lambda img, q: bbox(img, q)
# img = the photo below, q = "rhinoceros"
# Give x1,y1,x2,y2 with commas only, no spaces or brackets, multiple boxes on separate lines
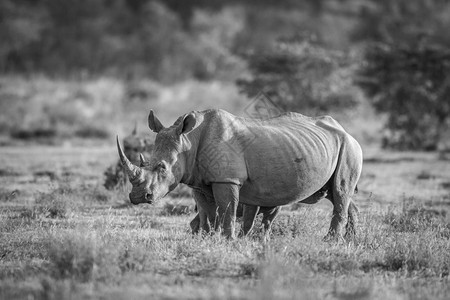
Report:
117,109,363,240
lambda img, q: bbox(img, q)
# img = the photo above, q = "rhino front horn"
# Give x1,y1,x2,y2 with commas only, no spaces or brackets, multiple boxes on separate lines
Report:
116,135,143,183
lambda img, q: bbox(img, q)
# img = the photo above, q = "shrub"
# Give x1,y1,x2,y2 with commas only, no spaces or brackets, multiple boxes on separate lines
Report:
356,43,450,150
10,128,57,141
103,163,127,191
237,37,359,117
74,125,109,139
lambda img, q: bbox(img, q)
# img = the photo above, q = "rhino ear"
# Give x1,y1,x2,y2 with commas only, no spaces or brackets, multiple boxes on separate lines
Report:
177,113,196,135
148,110,165,133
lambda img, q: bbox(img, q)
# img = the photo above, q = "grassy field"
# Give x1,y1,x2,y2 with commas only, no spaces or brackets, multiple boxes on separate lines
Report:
0,144,449,299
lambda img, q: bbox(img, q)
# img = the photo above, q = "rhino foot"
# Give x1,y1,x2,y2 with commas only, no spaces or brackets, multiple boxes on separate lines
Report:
322,232,345,243
190,214,201,234
343,228,357,242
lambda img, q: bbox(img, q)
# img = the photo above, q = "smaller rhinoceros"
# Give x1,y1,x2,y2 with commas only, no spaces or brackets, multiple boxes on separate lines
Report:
104,123,154,190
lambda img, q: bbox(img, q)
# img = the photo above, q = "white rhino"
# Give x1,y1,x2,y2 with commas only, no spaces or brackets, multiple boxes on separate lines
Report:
117,109,363,240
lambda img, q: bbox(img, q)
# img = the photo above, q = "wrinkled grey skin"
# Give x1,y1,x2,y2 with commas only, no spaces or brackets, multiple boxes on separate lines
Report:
117,109,363,240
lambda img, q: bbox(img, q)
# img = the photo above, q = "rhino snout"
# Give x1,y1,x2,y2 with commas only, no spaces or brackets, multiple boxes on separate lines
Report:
129,193,140,205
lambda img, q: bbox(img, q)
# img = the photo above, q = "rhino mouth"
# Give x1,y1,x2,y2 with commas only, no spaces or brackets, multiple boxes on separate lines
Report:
129,197,153,205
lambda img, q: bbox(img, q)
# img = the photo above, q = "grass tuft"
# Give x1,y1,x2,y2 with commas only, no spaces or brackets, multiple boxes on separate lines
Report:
160,202,195,216
383,232,450,276
270,214,308,237
35,190,68,219
0,188,20,202
47,233,96,282
384,200,447,233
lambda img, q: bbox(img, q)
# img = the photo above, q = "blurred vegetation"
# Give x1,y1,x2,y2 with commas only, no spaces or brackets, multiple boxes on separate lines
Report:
1,0,450,150
353,0,450,150
237,37,359,116
356,44,450,150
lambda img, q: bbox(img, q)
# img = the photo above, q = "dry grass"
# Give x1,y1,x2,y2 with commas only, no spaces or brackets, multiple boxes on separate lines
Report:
0,145,450,299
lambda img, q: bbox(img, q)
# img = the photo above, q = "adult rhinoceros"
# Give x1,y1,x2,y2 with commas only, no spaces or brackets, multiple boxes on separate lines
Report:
117,109,363,240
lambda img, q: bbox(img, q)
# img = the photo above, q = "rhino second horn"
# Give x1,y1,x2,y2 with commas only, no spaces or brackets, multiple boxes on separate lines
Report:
116,135,142,183
139,153,146,167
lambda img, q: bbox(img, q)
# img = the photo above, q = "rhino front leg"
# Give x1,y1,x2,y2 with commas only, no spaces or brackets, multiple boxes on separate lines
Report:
192,189,217,233
189,208,211,234
212,183,239,239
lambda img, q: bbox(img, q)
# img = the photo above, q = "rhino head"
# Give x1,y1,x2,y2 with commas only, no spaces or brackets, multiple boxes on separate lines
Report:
117,110,197,205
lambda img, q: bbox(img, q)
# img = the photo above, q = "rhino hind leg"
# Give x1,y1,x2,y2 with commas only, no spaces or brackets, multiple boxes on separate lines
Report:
239,205,260,237
261,206,281,235
344,200,359,240
324,137,362,242
323,182,359,241
239,205,280,238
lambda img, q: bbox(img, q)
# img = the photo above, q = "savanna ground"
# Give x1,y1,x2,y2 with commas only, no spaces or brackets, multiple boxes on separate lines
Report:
0,143,449,300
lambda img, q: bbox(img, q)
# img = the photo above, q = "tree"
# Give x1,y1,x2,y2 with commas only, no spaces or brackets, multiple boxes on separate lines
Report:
355,43,450,150
353,0,450,150
237,37,359,116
